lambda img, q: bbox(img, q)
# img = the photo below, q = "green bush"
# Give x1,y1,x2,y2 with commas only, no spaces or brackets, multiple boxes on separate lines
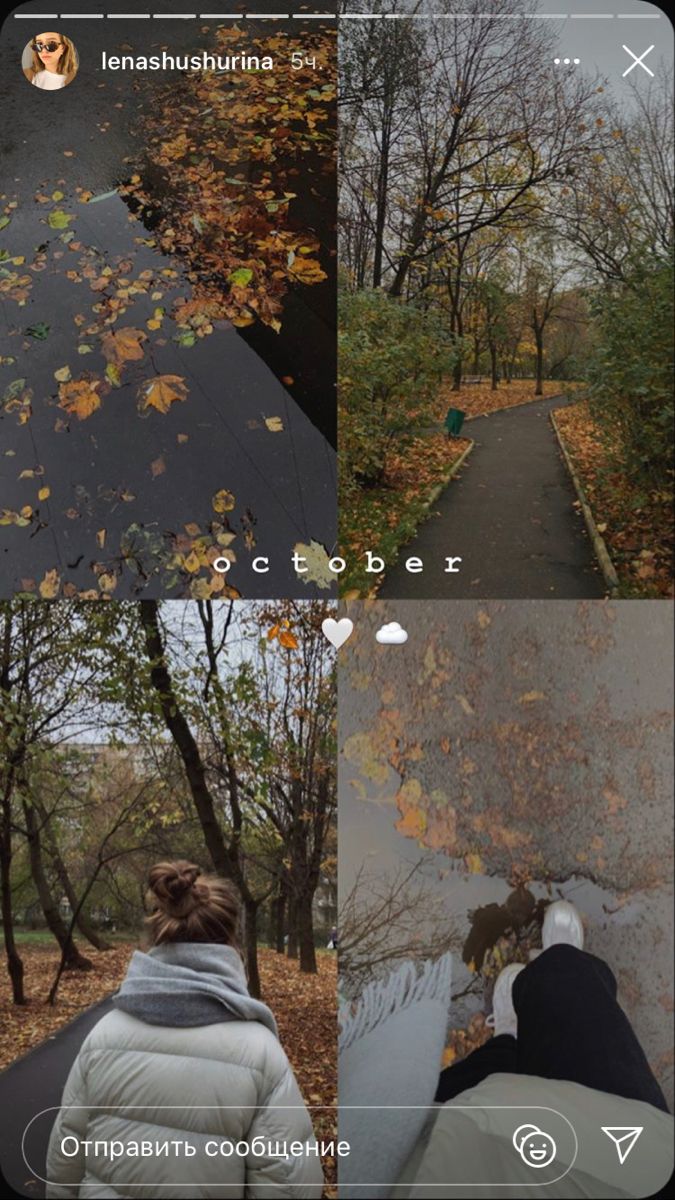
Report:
339,288,461,488
587,252,674,493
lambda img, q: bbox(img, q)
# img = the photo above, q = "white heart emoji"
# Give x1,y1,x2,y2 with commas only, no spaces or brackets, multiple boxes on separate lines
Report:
322,617,354,649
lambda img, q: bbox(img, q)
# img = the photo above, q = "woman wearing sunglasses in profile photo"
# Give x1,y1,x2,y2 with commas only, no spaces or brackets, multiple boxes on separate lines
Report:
45,861,324,1198
23,33,78,90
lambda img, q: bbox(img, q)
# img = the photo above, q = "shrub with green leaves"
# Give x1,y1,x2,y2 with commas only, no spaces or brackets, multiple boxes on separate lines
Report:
339,288,461,488
587,251,674,493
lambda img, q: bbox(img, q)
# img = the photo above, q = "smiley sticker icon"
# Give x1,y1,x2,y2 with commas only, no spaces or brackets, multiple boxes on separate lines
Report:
513,1124,557,1169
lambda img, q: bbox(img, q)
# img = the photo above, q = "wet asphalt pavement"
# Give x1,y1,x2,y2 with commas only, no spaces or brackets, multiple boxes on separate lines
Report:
339,600,674,1109
0,2,337,598
378,396,606,600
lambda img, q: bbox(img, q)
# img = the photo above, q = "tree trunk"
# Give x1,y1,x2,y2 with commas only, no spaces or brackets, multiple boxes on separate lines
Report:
38,800,111,951
297,892,317,975
243,897,261,999
535,330,544,396
1,792,25,1004
0,613,25,1003
272,889,286,954
23,799,92,970
139,601,233,880
48,853,110,1005
448,276,464,392
489,342,498,391
286,895,298,960
372,118,391,289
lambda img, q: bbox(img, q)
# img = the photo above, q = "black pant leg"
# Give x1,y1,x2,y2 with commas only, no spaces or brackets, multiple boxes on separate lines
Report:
513,944,669,1112
435,1034,517,1103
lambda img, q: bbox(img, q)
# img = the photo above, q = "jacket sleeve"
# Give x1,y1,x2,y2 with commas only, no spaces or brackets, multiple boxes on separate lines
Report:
244,1056,324,1198
45,1049,90,1199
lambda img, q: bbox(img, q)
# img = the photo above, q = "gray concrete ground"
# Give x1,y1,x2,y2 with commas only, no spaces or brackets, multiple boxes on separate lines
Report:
339,599,674,1109
378,396,605,600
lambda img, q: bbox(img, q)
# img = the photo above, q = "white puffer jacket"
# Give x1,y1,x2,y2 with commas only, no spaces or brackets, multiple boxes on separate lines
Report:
45,1007,324,1198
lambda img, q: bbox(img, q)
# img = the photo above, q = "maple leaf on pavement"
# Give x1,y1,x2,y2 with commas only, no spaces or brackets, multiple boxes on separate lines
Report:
137,375,188,414
100,327,148,366
58,378,102,420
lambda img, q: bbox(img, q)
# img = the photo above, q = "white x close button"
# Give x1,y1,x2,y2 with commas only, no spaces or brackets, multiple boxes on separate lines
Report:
622,45,655,77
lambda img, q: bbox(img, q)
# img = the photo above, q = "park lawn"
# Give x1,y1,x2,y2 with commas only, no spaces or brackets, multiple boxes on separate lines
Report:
340,432,471,596
14,928,131,946
554,401,674,598
434,377,573,420
0,941,337,1184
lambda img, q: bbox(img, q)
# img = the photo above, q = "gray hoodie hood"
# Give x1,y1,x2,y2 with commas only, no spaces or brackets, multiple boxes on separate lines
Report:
113,941,278,1035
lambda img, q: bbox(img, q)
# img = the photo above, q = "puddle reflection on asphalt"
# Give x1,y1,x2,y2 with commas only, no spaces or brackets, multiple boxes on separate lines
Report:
340,760,674,1107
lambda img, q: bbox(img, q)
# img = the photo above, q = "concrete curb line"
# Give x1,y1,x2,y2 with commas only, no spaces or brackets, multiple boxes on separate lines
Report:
424,438,475,510
362,439,475,598
550,409,620,597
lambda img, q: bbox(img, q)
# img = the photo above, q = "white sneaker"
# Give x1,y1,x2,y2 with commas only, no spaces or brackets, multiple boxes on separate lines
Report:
486,963,525,1038
542,900,584,951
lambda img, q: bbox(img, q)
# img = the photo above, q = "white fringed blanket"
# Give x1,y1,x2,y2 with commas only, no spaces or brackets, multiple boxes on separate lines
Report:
338,954,452,1198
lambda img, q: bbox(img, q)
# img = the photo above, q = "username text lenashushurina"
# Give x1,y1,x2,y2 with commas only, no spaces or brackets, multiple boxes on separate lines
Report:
101,51,274,72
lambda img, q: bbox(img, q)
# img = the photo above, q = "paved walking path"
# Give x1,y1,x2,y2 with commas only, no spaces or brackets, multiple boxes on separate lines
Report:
379,395,605,598
0,999,113,1198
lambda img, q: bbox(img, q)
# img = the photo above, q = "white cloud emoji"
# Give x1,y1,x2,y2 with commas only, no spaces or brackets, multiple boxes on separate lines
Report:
375,621,408,645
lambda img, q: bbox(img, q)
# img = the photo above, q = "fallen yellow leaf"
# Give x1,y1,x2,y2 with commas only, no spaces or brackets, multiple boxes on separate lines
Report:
39,568,60,599
183,550,202,573
58,378,101,421
212,489,235,514
101,326,147,366
138,374,188,414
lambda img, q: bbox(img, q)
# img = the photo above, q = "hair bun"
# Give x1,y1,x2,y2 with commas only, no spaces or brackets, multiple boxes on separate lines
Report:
148,861,202,916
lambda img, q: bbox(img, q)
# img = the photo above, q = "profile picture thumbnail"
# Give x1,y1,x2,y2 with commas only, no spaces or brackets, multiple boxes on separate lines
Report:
22,32,78,90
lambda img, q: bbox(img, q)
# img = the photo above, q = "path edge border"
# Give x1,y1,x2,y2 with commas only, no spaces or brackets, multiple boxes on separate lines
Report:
550,409,620,597
361,439,475,598
425,438,475,510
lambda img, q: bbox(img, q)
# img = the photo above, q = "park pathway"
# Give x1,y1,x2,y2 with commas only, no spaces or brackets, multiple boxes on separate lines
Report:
379,394,605,598
0,998,113,1198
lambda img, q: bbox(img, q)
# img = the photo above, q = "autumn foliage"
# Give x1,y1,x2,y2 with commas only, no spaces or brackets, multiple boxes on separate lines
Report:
554,400,674,598
339,287,465,594
434,378,567,422
120,27,334,334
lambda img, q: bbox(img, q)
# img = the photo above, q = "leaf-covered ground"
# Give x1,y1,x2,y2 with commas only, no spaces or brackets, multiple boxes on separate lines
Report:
0,942,131,1069
340,433,471,597
0,941,337,1188
434,377,569,421
554,400,674,598
120,27,333,335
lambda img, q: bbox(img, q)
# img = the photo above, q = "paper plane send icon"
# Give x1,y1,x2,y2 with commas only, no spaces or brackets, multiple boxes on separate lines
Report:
601,1127,643,1165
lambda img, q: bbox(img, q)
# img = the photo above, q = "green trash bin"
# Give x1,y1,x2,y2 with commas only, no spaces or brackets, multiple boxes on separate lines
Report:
444,407,465,436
